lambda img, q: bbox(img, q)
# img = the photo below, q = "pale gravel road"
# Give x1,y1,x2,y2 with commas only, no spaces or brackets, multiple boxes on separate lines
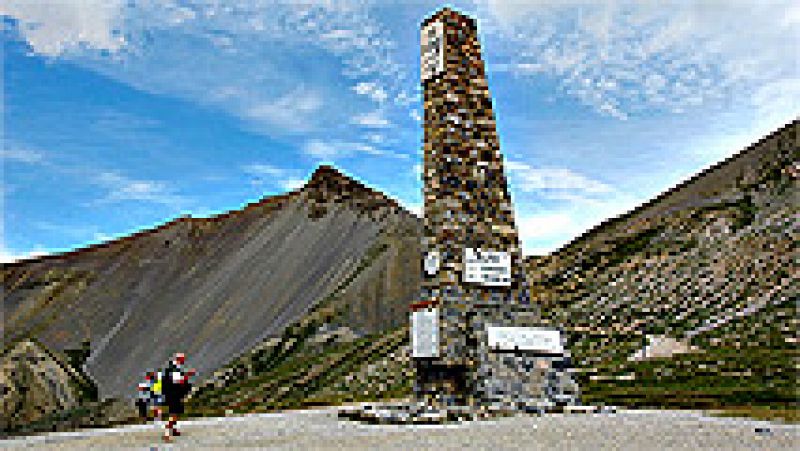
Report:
2,408,797,450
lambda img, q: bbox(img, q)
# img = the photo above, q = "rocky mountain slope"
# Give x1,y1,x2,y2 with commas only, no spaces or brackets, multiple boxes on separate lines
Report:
2,165,422,401
183,121,797,422
0,337,145,437
526,119,798,412
2,120,796,431
0,339,93,432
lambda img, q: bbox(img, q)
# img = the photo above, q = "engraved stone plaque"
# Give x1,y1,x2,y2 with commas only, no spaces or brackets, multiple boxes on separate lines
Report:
411,308,439,357
421,20,444,81
464,248,511,286
487,326,564,354
424,250,441,276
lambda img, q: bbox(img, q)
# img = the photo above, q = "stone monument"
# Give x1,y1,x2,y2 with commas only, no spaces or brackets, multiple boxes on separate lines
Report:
411,7,578,410
340,7,580,423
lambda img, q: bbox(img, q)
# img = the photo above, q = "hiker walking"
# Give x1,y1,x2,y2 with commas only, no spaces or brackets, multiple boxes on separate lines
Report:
158,352,196,442
135,371,156,419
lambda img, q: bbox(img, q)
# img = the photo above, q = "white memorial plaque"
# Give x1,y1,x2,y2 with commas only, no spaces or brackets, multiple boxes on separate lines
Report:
487,326,564,354
411,308,439,357
424,250,441,276
421,21,444,81
464,248,511,286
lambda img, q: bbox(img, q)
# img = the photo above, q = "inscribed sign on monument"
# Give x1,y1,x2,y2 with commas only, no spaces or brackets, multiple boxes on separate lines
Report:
487,326,564,354
464,248,511,287
412,308,439,358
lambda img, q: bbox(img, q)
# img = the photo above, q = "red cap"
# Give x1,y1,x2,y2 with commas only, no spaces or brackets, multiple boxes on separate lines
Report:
174,353,186,365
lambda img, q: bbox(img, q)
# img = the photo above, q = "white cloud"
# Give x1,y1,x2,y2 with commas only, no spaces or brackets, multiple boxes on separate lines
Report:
244,89,323,133
0,243,48,264
508,157,642,255
750,78,800,132
93,171,187,207
0,147,44,164
242,163,288,178
4,1,414,142
93,232,114,242
242,163,307,192
403,202,423,217
279,178,306,191
304,140,355,160
517,212,576,241
9,1,414,135
31,221,107,242
477,0,800,120
506,160,612,194
302,139,408,161
303,140,375,159
516,191,640,256
352,81,388,103
783,3,800,26
1,0,126,56
365,133,386,144
352,110,391,128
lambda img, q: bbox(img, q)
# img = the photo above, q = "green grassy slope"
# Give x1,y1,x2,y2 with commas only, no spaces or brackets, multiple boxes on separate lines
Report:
528,121,798,421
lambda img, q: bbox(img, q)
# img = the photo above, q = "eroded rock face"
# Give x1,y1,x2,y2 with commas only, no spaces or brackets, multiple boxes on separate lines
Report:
529,120,798,367
1,340,81,429
2,166,423,400
628,335,702,362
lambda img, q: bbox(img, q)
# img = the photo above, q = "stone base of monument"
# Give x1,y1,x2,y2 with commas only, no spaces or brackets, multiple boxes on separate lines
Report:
337,399,607,425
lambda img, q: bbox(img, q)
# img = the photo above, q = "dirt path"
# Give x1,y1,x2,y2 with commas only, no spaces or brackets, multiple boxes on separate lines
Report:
2,408,797,450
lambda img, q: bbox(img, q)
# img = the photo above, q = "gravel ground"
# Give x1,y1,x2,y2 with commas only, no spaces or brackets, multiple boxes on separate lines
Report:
2,407,797,450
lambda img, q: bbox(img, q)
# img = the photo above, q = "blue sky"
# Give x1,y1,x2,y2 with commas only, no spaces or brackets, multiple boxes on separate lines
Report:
2,1,798,262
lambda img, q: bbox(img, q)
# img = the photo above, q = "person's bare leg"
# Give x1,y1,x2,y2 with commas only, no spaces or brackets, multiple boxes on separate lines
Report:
159,408,172,442
170,414,181,436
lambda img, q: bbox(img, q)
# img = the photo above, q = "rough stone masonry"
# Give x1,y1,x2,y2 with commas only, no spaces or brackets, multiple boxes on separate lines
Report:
411,7,579,409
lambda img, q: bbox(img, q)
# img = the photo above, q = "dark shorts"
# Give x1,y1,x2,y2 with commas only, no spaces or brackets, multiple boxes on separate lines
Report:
136,399,149,418
164,400,185,415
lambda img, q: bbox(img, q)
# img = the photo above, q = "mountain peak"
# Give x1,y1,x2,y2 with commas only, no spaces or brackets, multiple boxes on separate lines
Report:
301,164,401,218
310,163,343,177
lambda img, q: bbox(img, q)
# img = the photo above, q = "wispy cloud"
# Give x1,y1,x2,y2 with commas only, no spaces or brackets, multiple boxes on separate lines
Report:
506,158,635,255
3,140,191,209
477,0,799,120
352,81,389,103
1,0,126,56
242,163,306,192
32,220,103,240
278,178,306,191
403,202,423,217
506,160,612,195
242,163,288,178
243,88,324,133
1,147,44,164
516,190,640,256
517,212,576,242
304,140,378,159
352,110,392,128
0,243,48,264
92,171,187,207
3,1,415,142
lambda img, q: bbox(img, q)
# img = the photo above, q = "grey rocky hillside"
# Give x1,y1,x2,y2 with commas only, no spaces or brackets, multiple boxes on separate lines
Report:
2,120,795,426
2,165,422,401
526,120,797,411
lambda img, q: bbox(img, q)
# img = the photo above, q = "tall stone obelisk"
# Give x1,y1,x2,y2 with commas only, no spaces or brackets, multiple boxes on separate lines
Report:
412,7,542,405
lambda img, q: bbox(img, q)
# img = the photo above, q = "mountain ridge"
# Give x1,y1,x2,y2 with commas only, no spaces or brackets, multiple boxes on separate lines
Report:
536,119,797,260
2,120,796,431
2,164,422,400
3,164,413,268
